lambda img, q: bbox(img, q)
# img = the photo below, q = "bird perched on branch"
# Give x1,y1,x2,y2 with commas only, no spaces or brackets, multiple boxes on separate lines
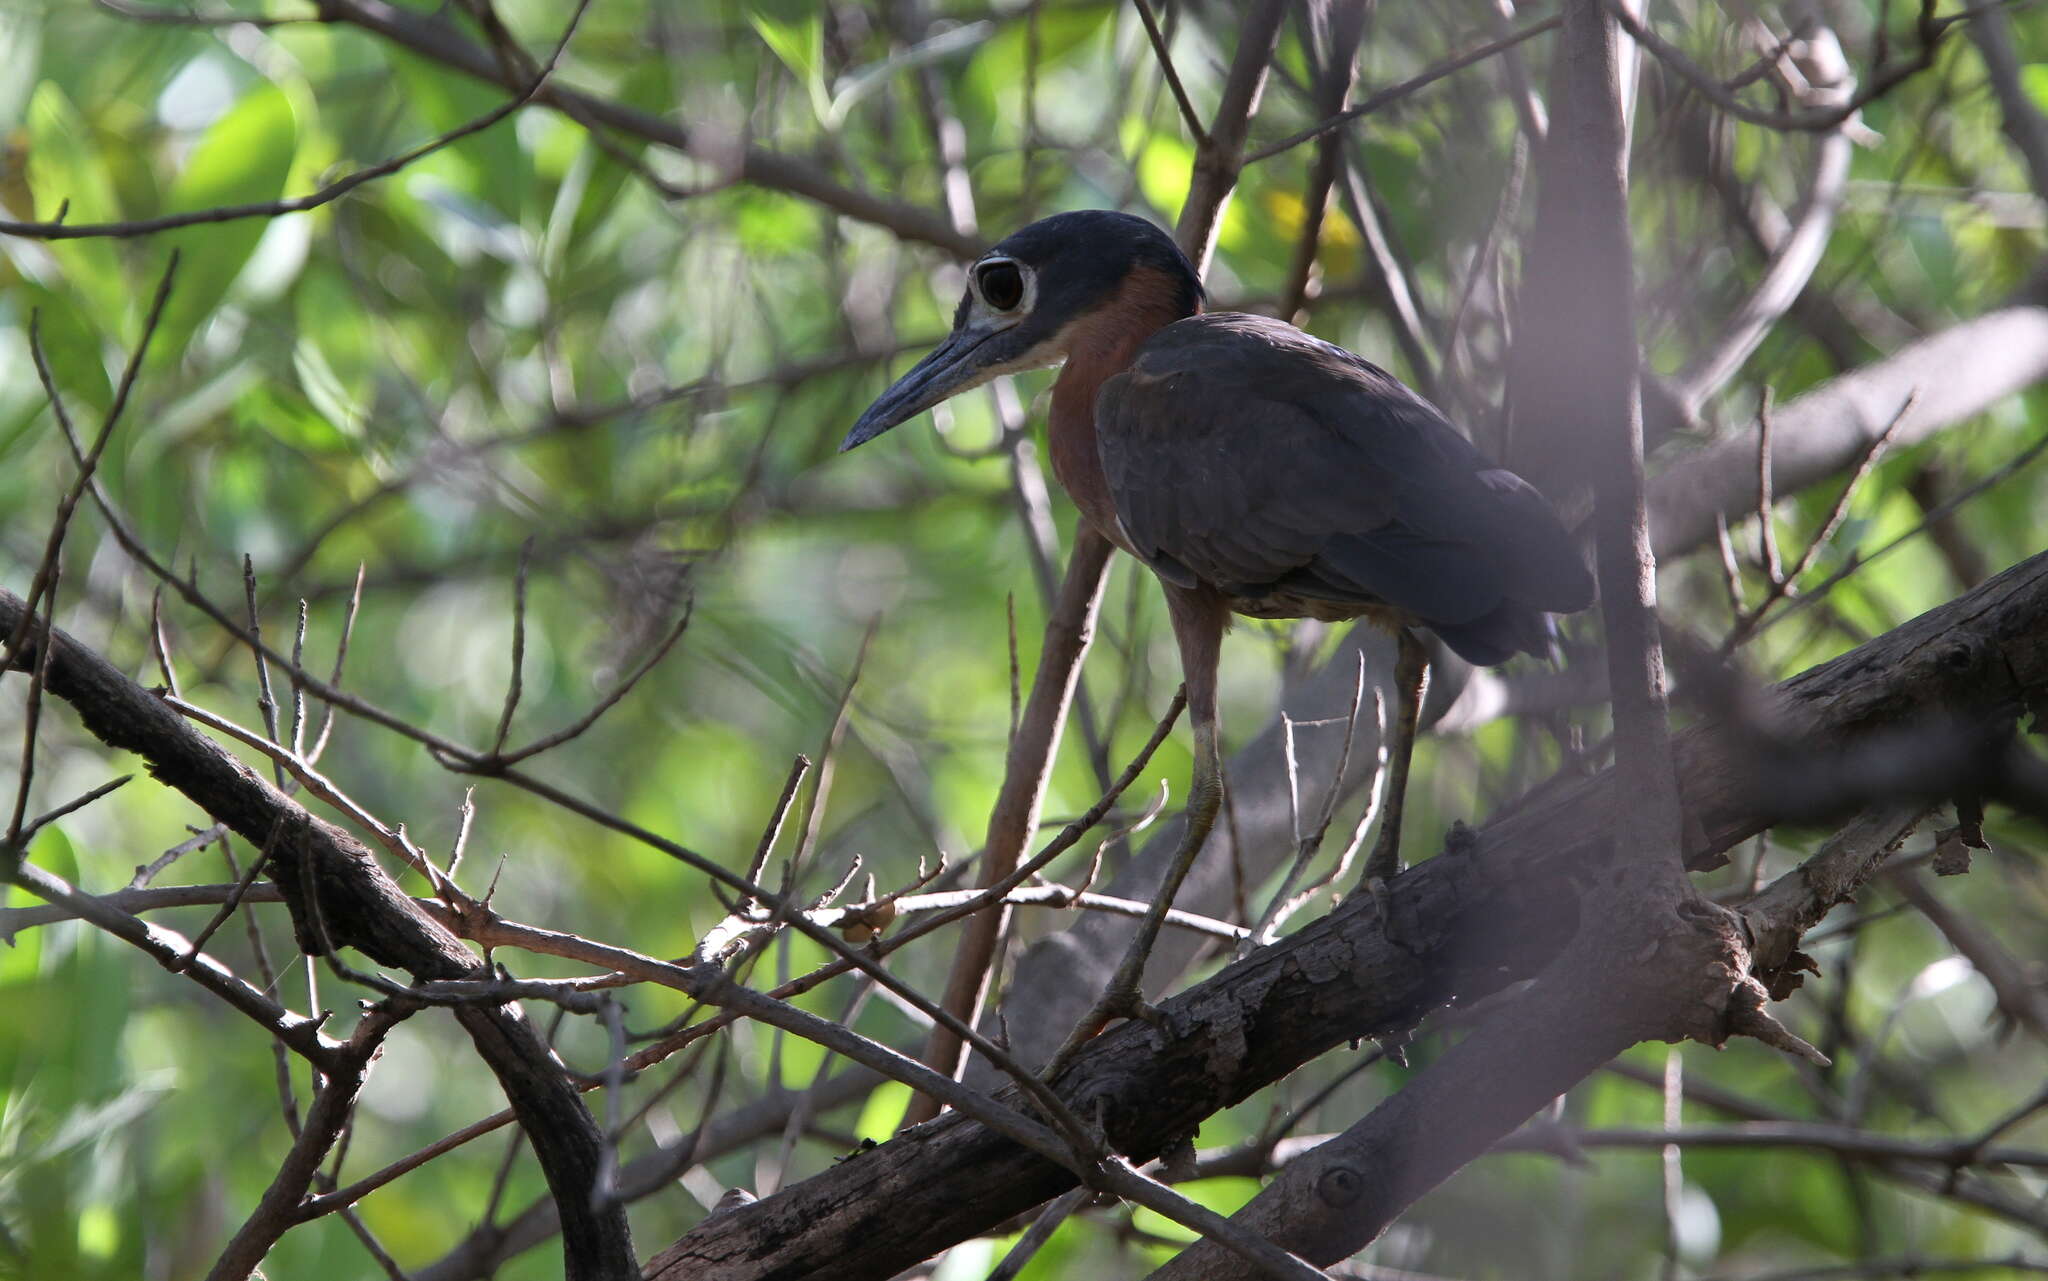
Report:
842,210,1592,1021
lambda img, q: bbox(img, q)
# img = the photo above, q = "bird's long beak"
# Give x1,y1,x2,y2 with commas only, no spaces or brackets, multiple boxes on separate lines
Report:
839,325,1010,453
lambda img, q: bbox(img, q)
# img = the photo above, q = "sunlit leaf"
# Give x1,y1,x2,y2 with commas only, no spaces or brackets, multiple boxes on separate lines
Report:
23,81,127,329
748,9,831,124
156,83,299,363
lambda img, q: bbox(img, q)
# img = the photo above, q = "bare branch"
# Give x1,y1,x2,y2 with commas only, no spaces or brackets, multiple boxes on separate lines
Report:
1607,0,1958,133
1243,16,1562,166
315,0,980,259
490,538,534,756
204,1013,398,1281
3,857,337,1064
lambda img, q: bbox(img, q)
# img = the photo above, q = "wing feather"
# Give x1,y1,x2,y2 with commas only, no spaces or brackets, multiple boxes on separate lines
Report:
1096,313,1592,639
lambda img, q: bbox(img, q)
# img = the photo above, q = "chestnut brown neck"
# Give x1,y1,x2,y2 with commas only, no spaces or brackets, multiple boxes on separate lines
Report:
1046,267,1196,549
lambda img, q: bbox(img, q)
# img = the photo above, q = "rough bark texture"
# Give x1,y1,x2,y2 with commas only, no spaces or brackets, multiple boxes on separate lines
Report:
0,587,638,1280
647,550,2048,1281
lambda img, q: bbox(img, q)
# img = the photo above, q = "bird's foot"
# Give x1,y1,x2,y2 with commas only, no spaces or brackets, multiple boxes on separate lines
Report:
1362,826,1402,885
1043,975,1166,1080
1365,874,1422,957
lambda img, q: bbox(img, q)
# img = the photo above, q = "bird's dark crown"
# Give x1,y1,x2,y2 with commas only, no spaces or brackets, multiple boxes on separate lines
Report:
972,210,1204,335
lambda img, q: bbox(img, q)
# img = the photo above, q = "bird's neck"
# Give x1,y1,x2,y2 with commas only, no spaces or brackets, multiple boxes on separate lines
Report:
1047,270,1195,548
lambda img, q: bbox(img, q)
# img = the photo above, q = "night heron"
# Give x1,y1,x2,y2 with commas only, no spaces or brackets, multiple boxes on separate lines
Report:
842,210,1593,1020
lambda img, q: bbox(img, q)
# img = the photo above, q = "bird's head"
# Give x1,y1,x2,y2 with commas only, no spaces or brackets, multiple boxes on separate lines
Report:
840,210,1201,452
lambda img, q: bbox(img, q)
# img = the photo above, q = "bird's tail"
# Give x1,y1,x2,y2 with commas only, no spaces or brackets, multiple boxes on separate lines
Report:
1431,604,1560,667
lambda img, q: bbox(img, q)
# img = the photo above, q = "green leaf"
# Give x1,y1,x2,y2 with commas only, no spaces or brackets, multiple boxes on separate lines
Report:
238,378,351,453
388,47,528,219
289,337,364,443
2021,64,2048,117
854,1081,912,1144
156,84,299,362
748,10,831,123
23,81,127,329
17,281,110,412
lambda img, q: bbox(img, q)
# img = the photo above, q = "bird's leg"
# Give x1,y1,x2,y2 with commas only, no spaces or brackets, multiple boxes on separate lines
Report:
1048,588,1226,1071
1362,628,1430,884
1049,719,1221,1070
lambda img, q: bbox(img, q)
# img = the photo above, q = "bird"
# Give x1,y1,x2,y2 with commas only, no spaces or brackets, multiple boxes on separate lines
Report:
841,209,1593,1025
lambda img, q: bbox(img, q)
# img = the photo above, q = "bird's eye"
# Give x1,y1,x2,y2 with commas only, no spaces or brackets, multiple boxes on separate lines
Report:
977,260,1024,311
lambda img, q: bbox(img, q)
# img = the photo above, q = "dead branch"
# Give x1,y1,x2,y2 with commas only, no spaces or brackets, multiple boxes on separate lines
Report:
0,588,638,1279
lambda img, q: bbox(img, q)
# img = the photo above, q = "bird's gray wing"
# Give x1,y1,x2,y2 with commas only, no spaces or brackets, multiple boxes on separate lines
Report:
1096,313,1592,629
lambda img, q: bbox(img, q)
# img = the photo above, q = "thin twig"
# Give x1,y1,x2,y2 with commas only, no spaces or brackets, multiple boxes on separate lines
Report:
787,619,878,889
988,1186,1092,1281
0,9,585,242
8,252,181,666
489,596,694,766
149,586,181,697
163,694,448,887
4,776,132,866
1133,0,1208,145
1006,592,1021,747
1243,16,1563,165
491,537,535,755
242,557,285,788
1756,389,1784,585
172,816,285,973
7,568,62,845
1725,391,1918,651
1243,653,1376,949
1714,512,1747,615
446,788,477,892
306,564,365,766
127,821,222,890
1746,420,2048,642
287,600,310,761
1606,0,1959,133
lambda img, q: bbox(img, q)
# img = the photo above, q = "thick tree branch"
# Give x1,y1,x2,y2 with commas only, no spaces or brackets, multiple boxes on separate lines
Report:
648,546,2048,1280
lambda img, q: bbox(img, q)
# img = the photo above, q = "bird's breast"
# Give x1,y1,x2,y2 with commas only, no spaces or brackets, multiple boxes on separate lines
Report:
1047,350,1146,557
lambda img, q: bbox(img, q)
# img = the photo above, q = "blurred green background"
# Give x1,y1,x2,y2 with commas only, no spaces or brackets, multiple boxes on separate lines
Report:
2,2,2046,1278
